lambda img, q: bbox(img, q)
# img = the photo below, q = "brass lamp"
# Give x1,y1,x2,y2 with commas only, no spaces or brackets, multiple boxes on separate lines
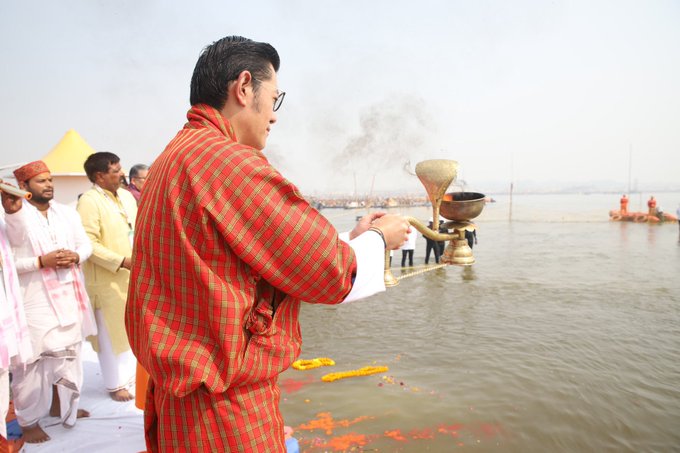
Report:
383,159,486,286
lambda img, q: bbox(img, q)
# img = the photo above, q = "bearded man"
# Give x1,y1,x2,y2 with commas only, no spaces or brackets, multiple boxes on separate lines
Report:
2,161,96,443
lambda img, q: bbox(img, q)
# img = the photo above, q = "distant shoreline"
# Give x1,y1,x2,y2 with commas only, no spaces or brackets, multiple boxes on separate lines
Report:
305,189,680,207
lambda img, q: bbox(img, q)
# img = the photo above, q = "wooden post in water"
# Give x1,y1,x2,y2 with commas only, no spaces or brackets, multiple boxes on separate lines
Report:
509,181,513,222
627,145,632,197
508,153,514,222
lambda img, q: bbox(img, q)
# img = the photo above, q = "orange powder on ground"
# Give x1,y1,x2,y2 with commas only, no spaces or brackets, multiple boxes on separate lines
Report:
384,429,408,441
279,375,315,394
409,428,436,439
320,433,370,451
438,423,464,438
296,412,374,435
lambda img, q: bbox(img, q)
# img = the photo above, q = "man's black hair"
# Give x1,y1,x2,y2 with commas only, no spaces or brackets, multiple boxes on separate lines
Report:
84,152,120,183
189,36,280,110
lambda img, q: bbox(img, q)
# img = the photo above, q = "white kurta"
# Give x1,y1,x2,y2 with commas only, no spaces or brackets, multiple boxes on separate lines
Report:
0,368,8,439
0,220,31,370
1,260,10,439
5,202,92,360
0,220,31,439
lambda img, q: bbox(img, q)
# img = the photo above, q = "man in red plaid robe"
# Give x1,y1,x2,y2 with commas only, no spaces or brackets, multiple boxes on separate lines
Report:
125,36,410,452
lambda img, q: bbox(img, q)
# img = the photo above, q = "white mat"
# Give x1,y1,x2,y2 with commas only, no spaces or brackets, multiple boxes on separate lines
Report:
21,342,145,452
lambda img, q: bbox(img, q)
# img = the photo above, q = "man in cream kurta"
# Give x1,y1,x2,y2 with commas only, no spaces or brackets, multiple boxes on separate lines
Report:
4,161,96,443
77,152,138,402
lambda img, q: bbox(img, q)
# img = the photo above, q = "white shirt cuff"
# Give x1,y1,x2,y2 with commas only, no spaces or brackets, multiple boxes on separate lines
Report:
339,230,386,303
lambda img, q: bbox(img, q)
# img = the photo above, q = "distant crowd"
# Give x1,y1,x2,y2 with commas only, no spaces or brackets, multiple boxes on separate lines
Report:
308,195,430,209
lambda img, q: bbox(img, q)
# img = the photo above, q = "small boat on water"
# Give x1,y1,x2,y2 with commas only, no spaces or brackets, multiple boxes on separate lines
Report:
609,210,678,223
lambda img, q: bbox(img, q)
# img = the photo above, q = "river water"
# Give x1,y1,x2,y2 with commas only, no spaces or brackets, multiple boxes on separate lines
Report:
279,192,680,452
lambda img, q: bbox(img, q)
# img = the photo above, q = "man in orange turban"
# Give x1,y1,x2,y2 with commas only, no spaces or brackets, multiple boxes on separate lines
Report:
4,160,95,443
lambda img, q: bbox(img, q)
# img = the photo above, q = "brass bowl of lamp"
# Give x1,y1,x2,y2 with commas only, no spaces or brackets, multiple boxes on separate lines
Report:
432,192,486,268
439,192,486,221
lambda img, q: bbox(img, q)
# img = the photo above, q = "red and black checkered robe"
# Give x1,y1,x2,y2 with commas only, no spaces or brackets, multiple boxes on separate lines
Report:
125,104,357,452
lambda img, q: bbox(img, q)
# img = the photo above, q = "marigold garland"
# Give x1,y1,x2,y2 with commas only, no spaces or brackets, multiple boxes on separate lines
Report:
321,366,389,382
292,357,335,370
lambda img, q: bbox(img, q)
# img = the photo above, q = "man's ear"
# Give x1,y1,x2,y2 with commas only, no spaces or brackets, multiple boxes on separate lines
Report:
232,70,254,107
18,181,28,190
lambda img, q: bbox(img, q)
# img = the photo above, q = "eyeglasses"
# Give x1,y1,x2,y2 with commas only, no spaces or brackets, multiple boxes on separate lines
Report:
273,91,285,112
254,78,286,112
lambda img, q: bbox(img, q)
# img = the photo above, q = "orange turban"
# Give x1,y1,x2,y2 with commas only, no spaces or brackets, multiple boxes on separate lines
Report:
13,160,50,183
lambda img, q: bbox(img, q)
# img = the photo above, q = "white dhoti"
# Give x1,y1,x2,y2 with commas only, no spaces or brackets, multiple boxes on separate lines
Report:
10,270,83,429
95,309,136,392
11,343,83,428
1,367,8,439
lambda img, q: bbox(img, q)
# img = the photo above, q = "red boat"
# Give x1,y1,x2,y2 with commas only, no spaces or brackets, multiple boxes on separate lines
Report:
609,210,678,223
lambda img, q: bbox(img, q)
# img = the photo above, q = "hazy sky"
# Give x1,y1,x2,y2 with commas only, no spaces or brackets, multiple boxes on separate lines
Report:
1,0,678,195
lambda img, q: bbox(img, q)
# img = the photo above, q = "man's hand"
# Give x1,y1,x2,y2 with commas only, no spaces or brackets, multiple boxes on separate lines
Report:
349,212,386,240
120,257,132,270
0,179,23,214
57,250,80,267
40,250,62,269
368,214,411,250
41,249,81,269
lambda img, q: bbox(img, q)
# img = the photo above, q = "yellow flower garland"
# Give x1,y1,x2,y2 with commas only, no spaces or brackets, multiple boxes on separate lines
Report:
321,366,389,382
292,357,336,370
